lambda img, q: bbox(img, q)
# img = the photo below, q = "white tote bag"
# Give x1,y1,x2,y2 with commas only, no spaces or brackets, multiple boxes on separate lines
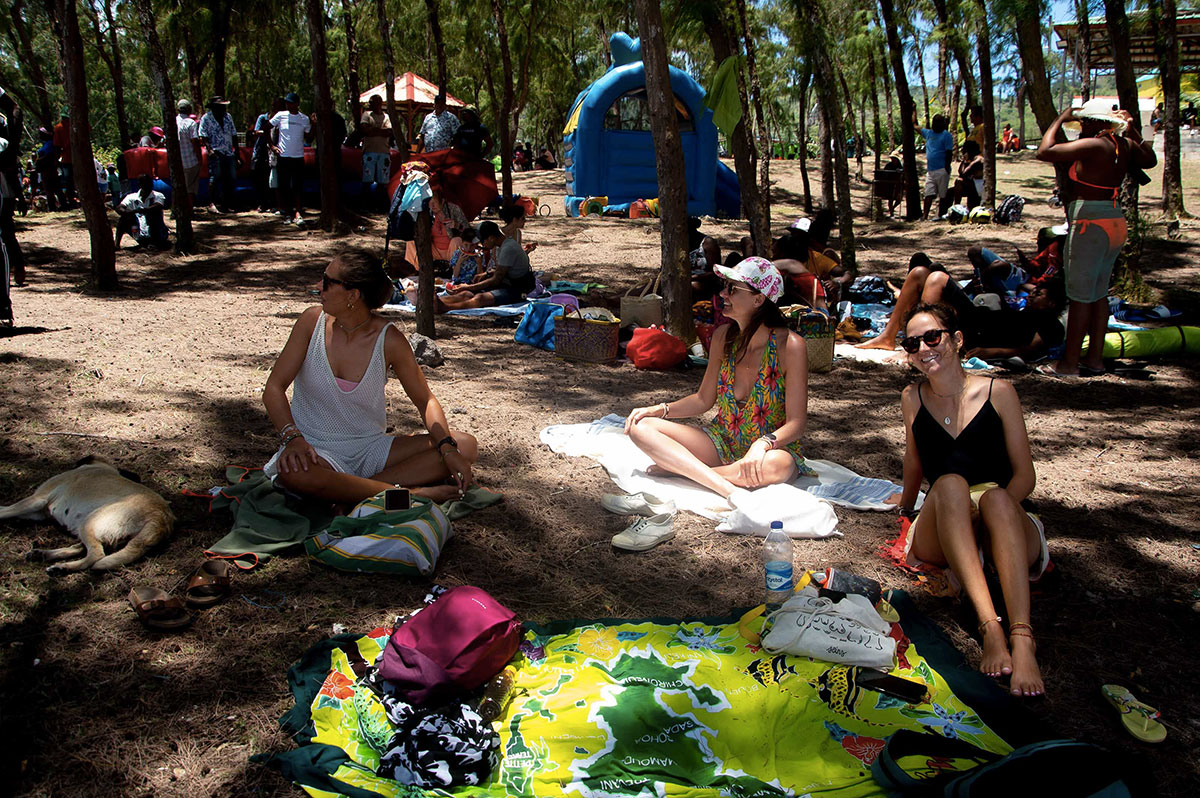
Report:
760,585,896,669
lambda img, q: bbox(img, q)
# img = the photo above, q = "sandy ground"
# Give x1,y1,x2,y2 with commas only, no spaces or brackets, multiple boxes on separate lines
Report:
1,155,1199,796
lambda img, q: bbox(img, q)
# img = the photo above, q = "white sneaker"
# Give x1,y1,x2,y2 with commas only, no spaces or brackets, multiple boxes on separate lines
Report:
611,513,676,551
600,492,676,516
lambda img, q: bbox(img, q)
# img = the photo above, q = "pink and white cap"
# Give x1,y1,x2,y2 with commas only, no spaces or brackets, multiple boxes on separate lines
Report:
712,256,785,303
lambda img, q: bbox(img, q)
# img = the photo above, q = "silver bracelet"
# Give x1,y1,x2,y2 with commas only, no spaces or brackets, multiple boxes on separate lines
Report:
660,402,670,418
281,431,304,447
279,422,298,440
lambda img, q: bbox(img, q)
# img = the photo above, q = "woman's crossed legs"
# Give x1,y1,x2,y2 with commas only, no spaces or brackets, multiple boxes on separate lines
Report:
628,418,797,499
277,431,479,507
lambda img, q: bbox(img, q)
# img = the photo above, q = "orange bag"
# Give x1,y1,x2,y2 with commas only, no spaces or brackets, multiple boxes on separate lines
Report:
626,325,687,370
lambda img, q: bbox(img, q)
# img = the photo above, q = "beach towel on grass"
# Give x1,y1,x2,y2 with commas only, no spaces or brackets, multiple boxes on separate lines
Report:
259,595,1020,798
540,416,920,524
381,299,531,318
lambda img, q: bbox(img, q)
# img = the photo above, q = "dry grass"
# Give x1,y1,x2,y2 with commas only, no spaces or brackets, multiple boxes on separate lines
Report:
1,158,1199,796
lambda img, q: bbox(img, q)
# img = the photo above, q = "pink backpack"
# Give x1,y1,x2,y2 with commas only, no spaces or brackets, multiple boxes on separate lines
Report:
377,586,521,705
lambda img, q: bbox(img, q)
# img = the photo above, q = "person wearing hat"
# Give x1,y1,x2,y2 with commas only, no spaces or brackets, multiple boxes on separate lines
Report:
623,257,813,518
270,91,313,225
198,96,238,213
418,91,459,153
1034,99,1157,377
175,99,202,216
138,126,166,148
52,108,75,208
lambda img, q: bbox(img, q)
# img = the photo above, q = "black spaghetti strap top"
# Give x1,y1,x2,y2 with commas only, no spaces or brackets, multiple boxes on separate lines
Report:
912,378,1013,488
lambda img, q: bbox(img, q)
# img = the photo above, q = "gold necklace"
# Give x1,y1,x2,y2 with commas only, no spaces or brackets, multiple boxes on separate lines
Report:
337,317,371,335
930,380,966,426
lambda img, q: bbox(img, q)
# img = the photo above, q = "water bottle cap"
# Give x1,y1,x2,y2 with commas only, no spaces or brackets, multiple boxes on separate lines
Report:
770,521,783,530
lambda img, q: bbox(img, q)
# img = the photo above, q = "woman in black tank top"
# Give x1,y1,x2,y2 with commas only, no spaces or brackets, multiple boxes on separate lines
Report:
895,303,1046,698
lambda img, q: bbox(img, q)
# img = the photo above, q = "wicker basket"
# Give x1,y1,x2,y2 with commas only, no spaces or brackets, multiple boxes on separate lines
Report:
556,308,621,363
782,305,836,373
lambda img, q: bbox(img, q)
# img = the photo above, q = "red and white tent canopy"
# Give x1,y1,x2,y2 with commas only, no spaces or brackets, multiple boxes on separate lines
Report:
359,73,464,108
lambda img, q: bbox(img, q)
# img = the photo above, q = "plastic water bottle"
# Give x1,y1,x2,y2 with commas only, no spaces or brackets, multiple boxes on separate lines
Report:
477,667,515,722
763,521,793,611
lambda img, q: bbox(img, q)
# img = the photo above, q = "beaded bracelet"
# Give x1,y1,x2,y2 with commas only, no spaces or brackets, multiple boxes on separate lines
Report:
282,431,304,447
279,423,298,440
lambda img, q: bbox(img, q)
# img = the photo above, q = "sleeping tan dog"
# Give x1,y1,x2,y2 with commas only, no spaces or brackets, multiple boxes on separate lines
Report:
0,456,174,573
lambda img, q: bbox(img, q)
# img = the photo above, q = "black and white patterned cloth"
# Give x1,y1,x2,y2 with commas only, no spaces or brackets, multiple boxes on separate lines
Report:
376,694,500,787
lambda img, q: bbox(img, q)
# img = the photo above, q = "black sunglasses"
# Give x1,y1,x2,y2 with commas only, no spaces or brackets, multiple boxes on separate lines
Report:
900,328,952,353
322,274,347,291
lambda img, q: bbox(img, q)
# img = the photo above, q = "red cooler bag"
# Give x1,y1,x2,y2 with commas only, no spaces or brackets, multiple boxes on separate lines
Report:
627,325,687,369
378,586,521,705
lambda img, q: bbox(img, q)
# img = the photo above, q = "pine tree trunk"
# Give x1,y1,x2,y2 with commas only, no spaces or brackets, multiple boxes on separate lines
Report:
1016,79,1026,150
46,0,117,288
101,1,130,148
211,0,231,98
869,48,882,173
342,0,361,126
425,0,447,90
1150,0,1186,219
931,0,977,108
818,102,834,210
134,0,194,254
633,0,692,340
797,60,813,213
879,0,921,220
376,0,405,156
976,0,996,208
306,0,341,232
700,5,761,229
491,0,515,201
1075,0,1092,101
415,210,436,337
735,0,771,251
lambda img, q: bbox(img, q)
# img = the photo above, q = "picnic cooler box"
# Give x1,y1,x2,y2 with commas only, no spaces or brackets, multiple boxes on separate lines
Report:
555,308,621,363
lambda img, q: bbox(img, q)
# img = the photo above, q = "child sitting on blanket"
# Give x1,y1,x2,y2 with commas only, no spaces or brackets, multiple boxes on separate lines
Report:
625,257,813,499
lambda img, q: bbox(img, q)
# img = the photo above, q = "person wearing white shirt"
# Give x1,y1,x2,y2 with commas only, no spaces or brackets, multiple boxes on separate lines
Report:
270,91,313,225
418,92,459,153
116,175,170,249
175,99,202,216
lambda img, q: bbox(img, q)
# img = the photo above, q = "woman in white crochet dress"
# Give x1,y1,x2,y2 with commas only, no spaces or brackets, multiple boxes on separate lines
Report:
263,251,476,505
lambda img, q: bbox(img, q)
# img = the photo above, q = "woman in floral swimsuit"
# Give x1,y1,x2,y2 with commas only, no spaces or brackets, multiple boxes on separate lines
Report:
626,257,811,499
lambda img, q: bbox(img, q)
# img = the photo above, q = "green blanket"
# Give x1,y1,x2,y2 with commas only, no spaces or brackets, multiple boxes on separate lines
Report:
202,468,502,567
261,597,1022,798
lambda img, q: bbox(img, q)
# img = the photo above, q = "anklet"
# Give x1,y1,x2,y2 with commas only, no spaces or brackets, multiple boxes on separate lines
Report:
1009,621,1034,638
978,616,1002,635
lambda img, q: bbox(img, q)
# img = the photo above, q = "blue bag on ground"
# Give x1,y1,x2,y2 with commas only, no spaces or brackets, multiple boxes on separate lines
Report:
515,302,564,350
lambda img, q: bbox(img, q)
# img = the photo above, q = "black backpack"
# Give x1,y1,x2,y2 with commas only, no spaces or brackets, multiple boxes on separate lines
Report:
995,194,1026,224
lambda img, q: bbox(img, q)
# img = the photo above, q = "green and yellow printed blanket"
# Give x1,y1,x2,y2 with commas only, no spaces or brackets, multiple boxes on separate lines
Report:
263,604,1013,798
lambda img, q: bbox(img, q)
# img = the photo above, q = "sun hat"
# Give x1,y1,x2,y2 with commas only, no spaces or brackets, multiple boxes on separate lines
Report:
207,95,231,107
712,256,785,303
150,126,164,137
177,99,192,112
789,217,812,232
284,92,301,104
1074,98,1127,133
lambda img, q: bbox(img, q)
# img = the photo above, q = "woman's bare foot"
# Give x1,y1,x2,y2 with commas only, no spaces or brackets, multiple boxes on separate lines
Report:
855,334,898,350
645,464,676,478
411,484,463,502
979,618,1013,678
1008,632,1044,697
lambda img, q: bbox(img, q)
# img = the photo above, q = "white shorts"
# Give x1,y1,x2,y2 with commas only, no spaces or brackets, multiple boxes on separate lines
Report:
924,167,950,198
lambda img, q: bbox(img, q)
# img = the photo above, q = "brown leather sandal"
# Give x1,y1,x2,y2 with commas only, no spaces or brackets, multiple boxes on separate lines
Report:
128,587,193,631
184,560,235,609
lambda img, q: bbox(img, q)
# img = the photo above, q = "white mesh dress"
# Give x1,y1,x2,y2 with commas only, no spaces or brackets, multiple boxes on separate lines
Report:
264,313,395,480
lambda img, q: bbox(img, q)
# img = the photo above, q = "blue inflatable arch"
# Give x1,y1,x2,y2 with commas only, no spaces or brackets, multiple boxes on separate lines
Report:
562,36,740,217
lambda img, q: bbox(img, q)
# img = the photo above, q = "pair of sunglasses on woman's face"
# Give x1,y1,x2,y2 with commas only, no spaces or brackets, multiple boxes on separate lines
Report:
721,280,756,295
322,274,347,291
900,328,952,354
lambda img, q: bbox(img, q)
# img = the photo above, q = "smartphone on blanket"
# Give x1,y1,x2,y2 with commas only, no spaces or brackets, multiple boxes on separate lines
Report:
855,670,930,704
384,488,411,511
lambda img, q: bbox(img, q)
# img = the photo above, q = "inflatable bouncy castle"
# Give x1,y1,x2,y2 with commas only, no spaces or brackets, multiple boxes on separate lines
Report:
562,33,740,218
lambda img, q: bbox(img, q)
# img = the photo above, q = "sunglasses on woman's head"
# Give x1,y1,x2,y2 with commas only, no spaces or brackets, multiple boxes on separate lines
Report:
900,328,952,353
322,274,346,290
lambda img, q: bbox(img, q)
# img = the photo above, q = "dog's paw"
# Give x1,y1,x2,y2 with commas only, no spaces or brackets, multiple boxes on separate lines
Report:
45,563,73,576
25,549,48,562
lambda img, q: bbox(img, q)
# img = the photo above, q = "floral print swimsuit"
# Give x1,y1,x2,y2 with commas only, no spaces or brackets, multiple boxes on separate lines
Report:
705,329,813,476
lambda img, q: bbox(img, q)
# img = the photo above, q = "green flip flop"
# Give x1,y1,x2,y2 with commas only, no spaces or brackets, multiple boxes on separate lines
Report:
1101,684,1166,743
